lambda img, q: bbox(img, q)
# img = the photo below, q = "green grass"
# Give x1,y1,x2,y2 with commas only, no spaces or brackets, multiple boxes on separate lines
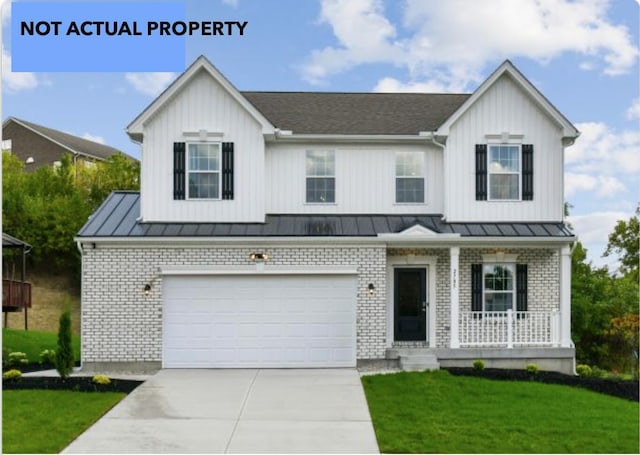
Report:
2,328,81,363
2,390,124,453
362,370,639,453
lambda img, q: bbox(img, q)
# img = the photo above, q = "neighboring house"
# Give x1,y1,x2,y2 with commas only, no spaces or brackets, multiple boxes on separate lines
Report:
2,117,135,169
76,56,578,374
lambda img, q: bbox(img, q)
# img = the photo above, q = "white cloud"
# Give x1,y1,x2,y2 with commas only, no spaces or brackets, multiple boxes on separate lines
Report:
374,76,454,93
626,98,640,120
124,72,176,97
565,172,625,198
81,133,105,144
302,0,638,89
2,45,38,92
568,122,640,175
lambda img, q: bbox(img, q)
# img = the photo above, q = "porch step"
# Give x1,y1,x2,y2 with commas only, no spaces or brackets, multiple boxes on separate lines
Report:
399,354,440,372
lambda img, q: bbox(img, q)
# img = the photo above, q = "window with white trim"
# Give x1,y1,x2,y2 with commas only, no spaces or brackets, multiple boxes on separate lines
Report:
2,139,12,152
395,151,425,203
306,150,335,203
488,145,520,200
483,263,515,312
187,142,221,199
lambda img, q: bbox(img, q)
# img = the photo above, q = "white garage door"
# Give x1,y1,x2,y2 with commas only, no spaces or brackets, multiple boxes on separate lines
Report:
163,274,357,368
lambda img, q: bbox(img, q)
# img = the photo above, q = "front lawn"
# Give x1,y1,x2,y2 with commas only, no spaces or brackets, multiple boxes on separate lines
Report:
2,390,124,453
362,370,639,453
2,328,81,363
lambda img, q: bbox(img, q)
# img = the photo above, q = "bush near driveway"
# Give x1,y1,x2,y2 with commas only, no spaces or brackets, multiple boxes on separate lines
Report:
361,370,639,454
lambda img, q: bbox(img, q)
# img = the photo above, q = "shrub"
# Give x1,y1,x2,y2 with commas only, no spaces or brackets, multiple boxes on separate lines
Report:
3,369,22,380
472,360,485,371
55,308,74,379
92,375,111,386
525,363,539,375
591,366,607,378
39,349,56,365
7,352,29,367
576,364,592,377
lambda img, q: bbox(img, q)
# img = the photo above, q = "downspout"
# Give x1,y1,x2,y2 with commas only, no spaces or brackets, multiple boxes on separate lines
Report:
76,241,84,371
428,132,447,221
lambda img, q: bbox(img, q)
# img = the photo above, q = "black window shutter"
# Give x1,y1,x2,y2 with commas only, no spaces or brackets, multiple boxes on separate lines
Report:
522,144,534,200
471,264,483,313
173,142,185,200
222,142,234,200
516,264,528,313
475,144,487,200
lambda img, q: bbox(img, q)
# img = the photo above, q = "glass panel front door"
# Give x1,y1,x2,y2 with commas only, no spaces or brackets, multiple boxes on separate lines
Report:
394,268,427,341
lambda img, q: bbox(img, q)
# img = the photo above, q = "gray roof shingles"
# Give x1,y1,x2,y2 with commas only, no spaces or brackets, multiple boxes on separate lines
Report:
242,92,471,135
77,192,574,239
9,118,136,161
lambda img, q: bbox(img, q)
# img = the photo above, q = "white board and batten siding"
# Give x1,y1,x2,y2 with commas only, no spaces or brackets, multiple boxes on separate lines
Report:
163,274,357,368
445,73,565,222
141,69,265,223
266,142,444,214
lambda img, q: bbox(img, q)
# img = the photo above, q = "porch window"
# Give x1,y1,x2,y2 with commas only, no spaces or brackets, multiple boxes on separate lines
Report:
395,151,425,203
483,264,515,312
187,142,221,199
306,150,335,203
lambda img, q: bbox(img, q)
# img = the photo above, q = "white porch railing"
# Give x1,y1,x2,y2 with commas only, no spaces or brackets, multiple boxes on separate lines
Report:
459,310,560,348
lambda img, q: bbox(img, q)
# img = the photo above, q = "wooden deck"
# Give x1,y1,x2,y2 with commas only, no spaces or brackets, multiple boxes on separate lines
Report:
3,279,32,311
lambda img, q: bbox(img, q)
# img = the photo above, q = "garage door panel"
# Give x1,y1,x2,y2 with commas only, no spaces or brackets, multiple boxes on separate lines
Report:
163,274,356,368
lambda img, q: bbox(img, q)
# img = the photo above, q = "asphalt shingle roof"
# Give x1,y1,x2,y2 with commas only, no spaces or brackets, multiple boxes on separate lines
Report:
8,118,135,161
241,92,471,135
77,192,574,239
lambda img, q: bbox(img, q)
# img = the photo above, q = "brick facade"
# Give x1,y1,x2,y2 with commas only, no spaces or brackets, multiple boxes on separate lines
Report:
81,245,388,363
81,244,561,364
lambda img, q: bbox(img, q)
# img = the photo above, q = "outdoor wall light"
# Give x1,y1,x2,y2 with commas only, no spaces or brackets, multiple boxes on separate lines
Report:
143,284,151,297
249,252,270,262
368,283,375,295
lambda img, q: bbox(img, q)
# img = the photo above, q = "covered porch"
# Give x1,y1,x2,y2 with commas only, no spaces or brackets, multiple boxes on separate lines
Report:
2,233,33,329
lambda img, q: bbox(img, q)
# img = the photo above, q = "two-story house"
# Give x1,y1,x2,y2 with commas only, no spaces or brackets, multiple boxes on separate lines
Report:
76,56,578,374
2,117,135,170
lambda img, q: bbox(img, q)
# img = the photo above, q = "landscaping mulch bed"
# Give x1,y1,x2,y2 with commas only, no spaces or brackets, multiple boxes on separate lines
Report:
3,361,81,374
2,376,143,394
444,367,639,401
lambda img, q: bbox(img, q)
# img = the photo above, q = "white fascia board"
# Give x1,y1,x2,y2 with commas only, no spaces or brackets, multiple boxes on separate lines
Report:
126,56,275,137
159,265,358,275
76,234,575,248
437,60,579,139
269,133,430,144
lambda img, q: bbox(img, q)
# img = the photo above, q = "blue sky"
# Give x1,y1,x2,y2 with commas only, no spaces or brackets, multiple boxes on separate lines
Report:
2,0,638,270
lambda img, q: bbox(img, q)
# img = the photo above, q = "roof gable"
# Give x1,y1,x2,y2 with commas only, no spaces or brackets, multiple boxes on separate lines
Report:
3,117,131,161
437,60,579,139
126,56,275,141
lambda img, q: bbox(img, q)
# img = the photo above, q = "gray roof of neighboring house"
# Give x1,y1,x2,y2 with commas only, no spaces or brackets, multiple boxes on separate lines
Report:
2,233,32,250
5,117,136,161
77,192,574,239
242,92,471,135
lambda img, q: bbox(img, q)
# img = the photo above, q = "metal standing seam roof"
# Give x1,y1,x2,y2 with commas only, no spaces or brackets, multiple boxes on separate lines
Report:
77,192,574,239
241,92,471,135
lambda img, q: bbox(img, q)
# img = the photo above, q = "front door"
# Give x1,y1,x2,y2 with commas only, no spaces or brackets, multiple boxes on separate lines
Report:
394,268,427,341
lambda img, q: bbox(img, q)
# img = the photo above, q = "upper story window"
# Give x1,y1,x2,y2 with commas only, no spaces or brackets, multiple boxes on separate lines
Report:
488,145,520,200
483,264,515,312
306,150,335,203
395,151,425,203
2,139,12,151
187,143,221,199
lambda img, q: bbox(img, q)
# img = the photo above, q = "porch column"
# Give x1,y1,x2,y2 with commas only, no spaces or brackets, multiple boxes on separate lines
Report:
559,245,572,347
450,246,460,348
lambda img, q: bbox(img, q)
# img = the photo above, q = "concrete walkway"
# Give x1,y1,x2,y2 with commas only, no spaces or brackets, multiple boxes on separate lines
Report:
63,369,379,454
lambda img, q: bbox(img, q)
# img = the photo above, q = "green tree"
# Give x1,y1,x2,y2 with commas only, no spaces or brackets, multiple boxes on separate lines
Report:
604,206,639,281
55,307,74,379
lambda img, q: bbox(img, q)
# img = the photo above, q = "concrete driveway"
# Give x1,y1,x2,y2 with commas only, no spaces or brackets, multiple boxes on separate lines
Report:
63,369,379,454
